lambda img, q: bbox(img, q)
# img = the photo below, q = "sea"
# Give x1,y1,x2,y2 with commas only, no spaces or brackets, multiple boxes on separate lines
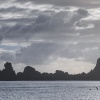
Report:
0,81,100,100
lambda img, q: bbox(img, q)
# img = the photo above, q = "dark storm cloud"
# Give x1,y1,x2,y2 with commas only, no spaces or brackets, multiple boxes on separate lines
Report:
0,8,90,41
0,13,66,40
16,0,100,7
0,0,91,42
14,42,64,65
59,42,100,63
8,41,100,65
76,9,89,16
0,40,97,65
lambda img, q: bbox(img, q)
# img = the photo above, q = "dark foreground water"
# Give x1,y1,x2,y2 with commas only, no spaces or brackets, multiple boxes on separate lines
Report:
0,81,100,100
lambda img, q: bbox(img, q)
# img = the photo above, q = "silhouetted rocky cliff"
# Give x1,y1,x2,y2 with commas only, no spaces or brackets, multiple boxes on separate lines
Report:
0,62,16,81
87,58,100,80
0,58,100,81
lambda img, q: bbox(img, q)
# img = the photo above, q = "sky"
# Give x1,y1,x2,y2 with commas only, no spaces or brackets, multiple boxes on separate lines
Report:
0,0,100,74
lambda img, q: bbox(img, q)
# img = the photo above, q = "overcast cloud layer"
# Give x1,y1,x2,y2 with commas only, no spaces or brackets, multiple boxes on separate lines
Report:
0,0,100,74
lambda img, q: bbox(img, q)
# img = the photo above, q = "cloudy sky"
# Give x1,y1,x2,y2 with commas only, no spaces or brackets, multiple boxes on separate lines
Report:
0,0,100,74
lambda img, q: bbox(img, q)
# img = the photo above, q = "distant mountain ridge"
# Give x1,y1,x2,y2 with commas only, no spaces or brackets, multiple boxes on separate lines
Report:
0,58,100,81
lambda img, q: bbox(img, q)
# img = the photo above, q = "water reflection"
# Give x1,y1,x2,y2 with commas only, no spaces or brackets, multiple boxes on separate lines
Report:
0,81,100,100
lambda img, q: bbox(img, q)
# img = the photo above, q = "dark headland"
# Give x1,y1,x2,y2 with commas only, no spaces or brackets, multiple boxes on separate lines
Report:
0,58,100,81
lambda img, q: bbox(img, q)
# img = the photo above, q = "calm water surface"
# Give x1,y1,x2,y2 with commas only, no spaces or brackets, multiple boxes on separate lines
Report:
0,81,100,100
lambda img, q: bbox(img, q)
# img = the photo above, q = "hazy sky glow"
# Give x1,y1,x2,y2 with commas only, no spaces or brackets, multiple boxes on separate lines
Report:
0,0,100,74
